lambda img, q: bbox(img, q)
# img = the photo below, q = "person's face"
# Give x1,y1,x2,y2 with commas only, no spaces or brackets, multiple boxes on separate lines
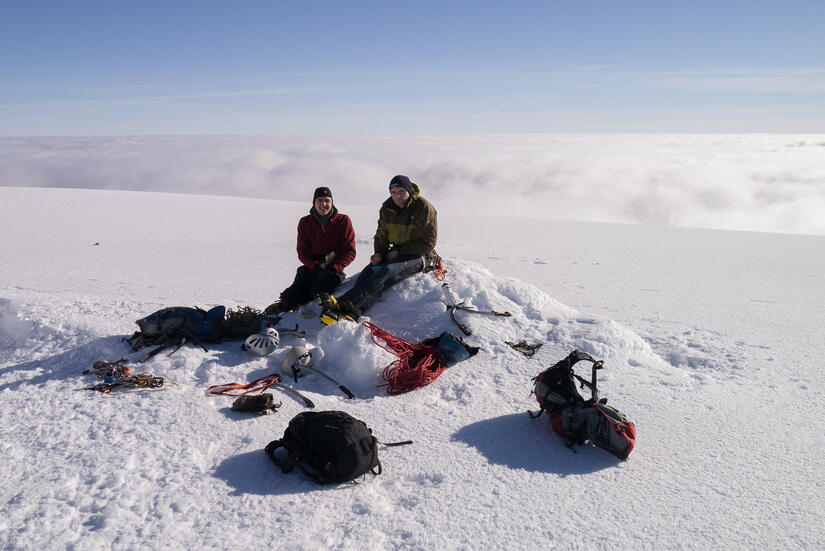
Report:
314,196,333,216
390,187,410,208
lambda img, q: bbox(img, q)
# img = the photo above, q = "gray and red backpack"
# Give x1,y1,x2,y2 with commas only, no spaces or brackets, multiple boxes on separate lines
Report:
530,349,636,460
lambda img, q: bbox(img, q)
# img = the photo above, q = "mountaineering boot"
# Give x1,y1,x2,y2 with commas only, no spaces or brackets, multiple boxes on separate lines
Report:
318,293,340,313
318,293,356,325
320,310,354,326
337,298,361,320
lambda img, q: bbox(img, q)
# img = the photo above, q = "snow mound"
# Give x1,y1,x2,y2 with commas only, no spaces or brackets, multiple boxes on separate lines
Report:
0,298,39,344
1,256,672,550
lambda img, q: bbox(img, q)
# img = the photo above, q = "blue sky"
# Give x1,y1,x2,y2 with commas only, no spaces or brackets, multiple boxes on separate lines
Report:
2,0,824,135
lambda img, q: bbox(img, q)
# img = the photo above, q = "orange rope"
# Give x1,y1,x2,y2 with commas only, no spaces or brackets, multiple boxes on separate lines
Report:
206,373,281,396
430,253,447,281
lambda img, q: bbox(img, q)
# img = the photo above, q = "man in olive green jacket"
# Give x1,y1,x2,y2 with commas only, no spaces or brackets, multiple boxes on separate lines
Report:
321,175,438,320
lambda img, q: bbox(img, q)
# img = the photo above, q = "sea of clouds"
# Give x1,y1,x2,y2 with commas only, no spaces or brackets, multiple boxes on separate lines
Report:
1,134,823,235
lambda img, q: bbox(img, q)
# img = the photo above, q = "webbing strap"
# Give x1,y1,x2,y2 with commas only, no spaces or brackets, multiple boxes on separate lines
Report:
378,440,413,447
206,373,281,396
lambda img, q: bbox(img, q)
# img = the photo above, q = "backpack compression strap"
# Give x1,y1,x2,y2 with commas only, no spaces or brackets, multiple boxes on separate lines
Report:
557,349,604,403
528,350,604,418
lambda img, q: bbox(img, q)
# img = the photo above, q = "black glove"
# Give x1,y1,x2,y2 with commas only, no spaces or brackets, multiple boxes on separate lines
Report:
231,393,281,415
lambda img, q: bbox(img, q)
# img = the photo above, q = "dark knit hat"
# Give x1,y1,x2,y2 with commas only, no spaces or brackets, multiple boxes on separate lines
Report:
389,175,413,195
313,186,333,201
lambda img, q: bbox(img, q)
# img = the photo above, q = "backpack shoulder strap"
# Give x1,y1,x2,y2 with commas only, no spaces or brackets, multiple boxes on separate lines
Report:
264,439,300,474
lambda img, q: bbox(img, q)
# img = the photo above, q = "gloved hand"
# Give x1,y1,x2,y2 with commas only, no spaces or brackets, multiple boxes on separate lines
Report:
319,251,336,269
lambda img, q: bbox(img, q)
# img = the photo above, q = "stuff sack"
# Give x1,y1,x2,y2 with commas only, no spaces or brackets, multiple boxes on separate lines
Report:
420,332,479,366
126,305,227,360
531,349,636,460
265,411,381,484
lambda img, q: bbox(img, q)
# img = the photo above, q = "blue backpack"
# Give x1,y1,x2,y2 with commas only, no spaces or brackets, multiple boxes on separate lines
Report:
125,306,226,362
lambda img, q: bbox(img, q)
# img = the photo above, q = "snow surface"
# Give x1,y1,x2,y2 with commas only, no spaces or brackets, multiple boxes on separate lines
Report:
1,186,824,550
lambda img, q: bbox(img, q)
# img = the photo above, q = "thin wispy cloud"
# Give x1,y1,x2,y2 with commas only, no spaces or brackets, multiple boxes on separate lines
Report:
0,89,288,113
652,67,825,92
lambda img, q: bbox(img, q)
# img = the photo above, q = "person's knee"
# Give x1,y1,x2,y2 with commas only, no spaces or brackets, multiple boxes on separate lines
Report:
313,269,344,294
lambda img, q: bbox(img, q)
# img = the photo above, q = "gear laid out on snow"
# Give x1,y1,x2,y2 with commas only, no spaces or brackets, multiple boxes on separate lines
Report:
224,305,266,339
529,350,636,460
231,393,281,415
265,410,412,485
206,373,315,408
83,358,131,379
363,321,479,395
240,324,308,356
125,305,228,362
441,282,511,336
242,328,281,356
505,340,543,357
281,344,355,399
78,359,176,394
317,292,356,325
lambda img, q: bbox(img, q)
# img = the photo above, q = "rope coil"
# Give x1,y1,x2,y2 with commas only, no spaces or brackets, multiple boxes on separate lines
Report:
362,321,448,395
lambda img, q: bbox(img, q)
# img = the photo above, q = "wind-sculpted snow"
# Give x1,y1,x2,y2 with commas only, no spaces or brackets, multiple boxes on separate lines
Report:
1,188,823,549
0,298,37,346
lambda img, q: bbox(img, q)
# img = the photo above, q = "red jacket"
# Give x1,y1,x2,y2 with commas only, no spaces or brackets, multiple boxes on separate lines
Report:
297,207,356,273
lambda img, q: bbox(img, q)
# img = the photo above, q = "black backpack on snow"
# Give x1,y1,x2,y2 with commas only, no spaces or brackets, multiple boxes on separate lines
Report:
531,349,636,460
125,305,227,362
265,411,384,485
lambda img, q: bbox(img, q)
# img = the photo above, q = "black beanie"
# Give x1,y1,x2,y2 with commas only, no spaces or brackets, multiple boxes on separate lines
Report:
389,175,413,195
313,186,332,201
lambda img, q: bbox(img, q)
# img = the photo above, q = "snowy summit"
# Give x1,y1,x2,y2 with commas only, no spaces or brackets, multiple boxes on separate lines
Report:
1,175,823,550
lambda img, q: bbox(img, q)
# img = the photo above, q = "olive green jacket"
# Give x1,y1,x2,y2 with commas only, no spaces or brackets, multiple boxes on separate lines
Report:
374,183,438,259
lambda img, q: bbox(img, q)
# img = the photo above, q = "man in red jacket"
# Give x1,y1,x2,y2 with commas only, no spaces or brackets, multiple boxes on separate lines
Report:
266,186,356,313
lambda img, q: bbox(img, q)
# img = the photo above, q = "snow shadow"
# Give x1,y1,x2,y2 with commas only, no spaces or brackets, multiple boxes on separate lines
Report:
451,412,620,475
213,449,360,495
0,335,127,392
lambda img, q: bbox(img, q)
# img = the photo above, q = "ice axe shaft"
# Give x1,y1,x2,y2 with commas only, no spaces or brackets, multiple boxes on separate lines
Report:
298,365,355,399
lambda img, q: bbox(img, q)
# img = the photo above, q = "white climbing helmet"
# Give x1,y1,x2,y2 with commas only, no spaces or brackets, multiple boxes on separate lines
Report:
241,327,280,356
281,343,324,378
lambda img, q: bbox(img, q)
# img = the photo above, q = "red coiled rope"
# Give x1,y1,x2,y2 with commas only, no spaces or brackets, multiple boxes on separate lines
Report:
362,321,448,395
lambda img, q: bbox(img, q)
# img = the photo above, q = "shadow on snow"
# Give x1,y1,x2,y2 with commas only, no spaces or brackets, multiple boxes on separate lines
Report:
451,412,621,475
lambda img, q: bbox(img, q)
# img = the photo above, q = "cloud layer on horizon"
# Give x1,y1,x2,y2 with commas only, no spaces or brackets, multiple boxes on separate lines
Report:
1,134,823,236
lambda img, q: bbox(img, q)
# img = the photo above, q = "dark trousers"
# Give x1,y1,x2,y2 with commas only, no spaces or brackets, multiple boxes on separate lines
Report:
338,255,424,316
280,266,345,310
